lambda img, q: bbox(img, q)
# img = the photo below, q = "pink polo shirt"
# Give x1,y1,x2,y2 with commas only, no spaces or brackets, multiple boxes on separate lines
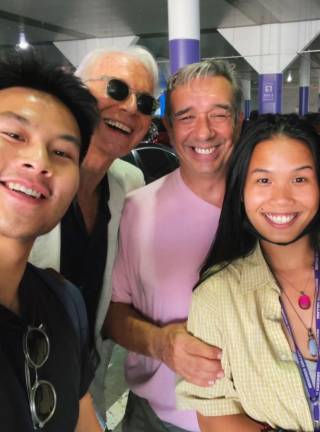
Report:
111,169,221,431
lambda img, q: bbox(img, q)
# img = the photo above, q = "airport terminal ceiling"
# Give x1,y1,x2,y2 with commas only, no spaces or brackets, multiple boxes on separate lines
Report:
1,0,320,87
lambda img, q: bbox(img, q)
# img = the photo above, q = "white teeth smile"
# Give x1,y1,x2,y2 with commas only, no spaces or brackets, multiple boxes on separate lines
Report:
194,147,215,155
265,213,296,225
105,119,131,134
7,182,42,199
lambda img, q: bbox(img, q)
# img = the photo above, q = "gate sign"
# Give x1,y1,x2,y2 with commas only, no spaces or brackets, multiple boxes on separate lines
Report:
263,83,274,102
259,74,282,113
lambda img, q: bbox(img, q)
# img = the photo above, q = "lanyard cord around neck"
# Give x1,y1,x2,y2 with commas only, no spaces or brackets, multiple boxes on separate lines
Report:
281,252,320,429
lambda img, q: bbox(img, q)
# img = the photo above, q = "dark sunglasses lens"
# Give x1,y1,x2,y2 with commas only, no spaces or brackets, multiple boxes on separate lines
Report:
26,329,49,367
107,79,129,101
34,382,56,423
137,94,157,115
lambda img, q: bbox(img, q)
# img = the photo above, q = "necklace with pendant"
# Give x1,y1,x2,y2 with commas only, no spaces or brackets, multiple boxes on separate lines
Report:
276,268,313,310
281,252,320,428
281,287,318,357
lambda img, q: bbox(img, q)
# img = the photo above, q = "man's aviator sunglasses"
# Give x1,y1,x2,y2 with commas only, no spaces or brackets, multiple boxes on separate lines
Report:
86,76,158,116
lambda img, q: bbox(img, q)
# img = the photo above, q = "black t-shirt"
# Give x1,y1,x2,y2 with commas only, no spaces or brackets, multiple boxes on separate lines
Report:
60,175,110,351
0,264,93,431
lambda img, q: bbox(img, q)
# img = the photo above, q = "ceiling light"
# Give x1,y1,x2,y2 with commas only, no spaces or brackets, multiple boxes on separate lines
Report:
17,32,30,50
286,71,293,83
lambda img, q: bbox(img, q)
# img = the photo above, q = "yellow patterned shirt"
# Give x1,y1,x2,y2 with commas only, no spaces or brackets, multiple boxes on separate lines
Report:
176,243,314,431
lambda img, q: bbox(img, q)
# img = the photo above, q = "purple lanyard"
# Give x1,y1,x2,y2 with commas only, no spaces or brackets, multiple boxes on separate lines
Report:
281,253,320,428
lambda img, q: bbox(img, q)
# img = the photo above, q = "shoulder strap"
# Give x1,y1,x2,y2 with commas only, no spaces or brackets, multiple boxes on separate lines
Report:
33,266,88,351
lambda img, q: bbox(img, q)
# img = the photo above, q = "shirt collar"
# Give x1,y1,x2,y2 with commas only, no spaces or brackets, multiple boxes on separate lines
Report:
238,243,283,322
238,242,281,296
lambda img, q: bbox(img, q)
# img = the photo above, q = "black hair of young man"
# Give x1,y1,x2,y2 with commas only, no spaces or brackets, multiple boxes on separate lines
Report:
0,49,99,161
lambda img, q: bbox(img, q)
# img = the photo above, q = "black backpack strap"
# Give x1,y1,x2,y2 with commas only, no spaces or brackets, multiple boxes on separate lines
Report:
32,266,88,351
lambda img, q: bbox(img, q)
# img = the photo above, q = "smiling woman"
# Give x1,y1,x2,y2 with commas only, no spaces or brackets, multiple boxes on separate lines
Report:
243,134,319,246
176,114,320,432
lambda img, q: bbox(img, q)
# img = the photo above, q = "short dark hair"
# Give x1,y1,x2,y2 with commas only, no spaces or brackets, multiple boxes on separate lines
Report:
199,114,320,281
0,49,99,161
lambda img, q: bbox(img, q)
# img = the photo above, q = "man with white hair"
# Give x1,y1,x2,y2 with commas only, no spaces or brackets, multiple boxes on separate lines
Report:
29,45,159,423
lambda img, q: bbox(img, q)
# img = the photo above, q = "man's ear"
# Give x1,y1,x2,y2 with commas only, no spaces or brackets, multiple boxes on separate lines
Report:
234,111,244,142
162,115,170,132
162,116,175,146
236,111,244,131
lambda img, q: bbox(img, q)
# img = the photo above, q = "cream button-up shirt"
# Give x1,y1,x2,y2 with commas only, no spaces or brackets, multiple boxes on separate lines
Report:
176,244,314,431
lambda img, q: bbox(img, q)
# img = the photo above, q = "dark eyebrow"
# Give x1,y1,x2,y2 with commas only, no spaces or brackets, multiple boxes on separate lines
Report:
250,169,270,174
293,165,314,172
0,111,30,125
0,111,80,148
213,104,232,111
250,165,314,174
174,103,232,118
59,134,81,148
174,107,192,118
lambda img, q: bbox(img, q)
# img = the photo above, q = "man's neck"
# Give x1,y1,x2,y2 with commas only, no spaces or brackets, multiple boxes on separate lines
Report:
77,144,114,234
180,168,226,207
0,238,31,314
79,143,114,197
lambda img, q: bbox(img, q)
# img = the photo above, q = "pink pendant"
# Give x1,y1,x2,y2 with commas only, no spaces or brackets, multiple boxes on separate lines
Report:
298,294,311,310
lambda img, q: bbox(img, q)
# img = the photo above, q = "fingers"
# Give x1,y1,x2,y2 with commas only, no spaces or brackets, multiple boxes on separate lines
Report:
179,357,225,387
173,333,224,386
187,336,222,360
159,323,225,387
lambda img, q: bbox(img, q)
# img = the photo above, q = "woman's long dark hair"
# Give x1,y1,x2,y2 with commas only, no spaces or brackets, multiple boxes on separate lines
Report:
199,114,320,284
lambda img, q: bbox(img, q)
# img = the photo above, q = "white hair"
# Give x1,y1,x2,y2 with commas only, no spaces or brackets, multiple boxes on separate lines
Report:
75,45,159,95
